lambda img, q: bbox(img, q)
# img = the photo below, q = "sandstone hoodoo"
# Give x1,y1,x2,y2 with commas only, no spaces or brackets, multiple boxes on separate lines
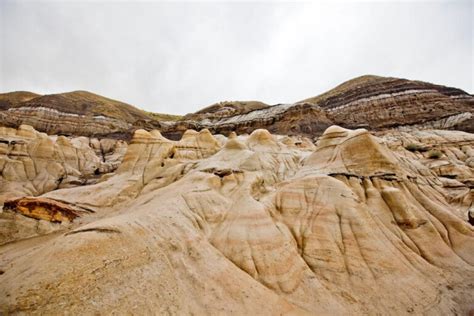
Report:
0,122,473,314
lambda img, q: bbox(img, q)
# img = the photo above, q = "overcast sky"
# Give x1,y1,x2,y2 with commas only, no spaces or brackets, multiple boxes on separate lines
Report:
0,1,472,115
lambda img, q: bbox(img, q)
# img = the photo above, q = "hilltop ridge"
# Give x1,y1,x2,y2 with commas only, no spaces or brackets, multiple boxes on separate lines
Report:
0,90,181,138
1,75,472,139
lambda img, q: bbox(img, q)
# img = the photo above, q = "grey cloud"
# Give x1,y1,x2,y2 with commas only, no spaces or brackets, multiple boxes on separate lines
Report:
0,1,472,115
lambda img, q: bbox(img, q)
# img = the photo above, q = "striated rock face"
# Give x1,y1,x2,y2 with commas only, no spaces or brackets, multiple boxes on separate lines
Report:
0,90,180,138
1,126,473,315
161,75,473,139
162,102,334,139
183,100,270,120
0,125,127,205
2,76,472,140
308,75,474,132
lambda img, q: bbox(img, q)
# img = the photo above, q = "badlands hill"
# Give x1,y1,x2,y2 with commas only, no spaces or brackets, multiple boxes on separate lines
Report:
0,90,181,138
0,91,41,109
1,75,472,140
161,75,474,139
1,76,474,314
301,75,474,131
183,100,270,120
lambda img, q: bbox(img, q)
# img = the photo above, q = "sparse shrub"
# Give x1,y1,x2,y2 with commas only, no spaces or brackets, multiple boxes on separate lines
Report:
427,150,443,159
405,143,428,152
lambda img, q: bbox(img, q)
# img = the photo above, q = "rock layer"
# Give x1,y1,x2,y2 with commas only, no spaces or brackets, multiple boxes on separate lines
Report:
162,102,333,139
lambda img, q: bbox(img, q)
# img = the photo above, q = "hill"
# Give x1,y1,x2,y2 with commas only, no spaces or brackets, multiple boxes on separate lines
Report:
299,75,473,130
1,76,474,314
1,75,472,140
161,75,474,138
0,91,41,110
184,100,270,120
0,90,181,137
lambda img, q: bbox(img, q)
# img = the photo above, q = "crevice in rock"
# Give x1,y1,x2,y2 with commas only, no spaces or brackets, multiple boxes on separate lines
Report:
66,227,121,235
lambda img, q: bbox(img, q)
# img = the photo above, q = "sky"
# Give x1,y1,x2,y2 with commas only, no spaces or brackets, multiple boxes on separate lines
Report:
0,1,472,115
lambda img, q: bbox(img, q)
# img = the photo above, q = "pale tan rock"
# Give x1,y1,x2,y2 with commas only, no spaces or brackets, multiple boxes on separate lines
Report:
0,125,126,204
0,126,473,315
379,129,474,219
174,128,221,160
304,126,404,177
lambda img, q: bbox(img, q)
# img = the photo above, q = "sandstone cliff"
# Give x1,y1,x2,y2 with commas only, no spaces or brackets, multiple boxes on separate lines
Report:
1,125,473,314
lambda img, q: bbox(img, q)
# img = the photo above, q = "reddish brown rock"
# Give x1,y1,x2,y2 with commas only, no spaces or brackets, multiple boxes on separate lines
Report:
3,197,82,222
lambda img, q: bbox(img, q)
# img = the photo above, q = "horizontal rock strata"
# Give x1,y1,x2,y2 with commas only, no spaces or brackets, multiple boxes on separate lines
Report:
162,75,474,139
2,76,472,140
0,90,162,138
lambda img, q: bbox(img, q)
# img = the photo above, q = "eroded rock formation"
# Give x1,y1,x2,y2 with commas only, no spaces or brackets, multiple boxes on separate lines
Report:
0,125,127,205
162,102,334,140
1,125,473,314
183,100,270,120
